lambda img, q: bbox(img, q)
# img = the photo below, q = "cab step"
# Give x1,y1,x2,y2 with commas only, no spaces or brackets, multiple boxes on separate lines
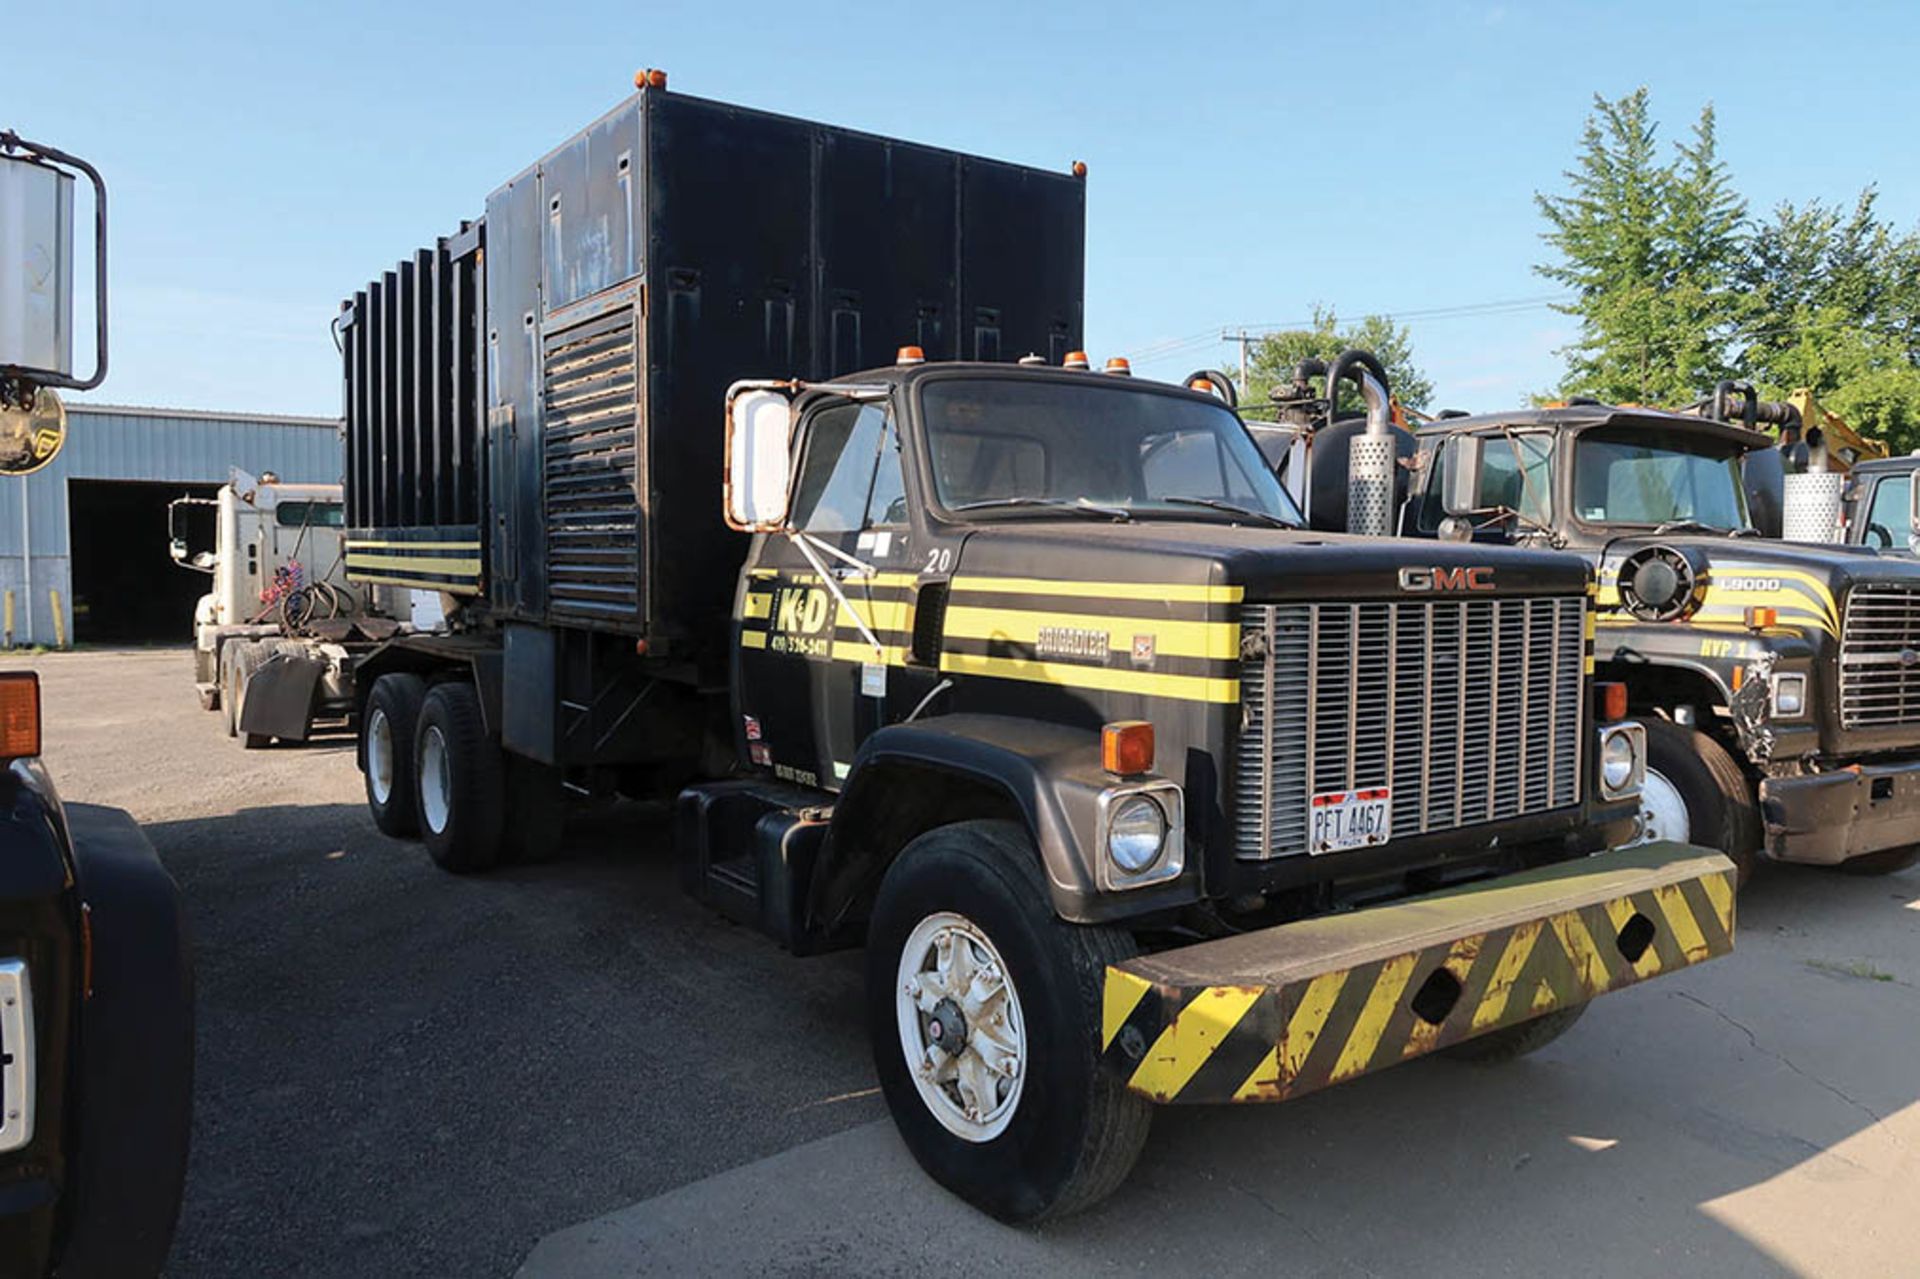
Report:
676,779,835,953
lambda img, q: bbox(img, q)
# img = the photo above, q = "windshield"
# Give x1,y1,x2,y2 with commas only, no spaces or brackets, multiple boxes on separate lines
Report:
918,377,1302,524
1573,429,1752,530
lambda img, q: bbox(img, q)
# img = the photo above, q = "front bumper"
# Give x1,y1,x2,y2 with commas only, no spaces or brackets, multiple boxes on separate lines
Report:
1102,841,1734,1104
1759,760,1920,866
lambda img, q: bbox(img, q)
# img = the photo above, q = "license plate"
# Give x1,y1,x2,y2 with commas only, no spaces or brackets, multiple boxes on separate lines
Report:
1310,787,1392,854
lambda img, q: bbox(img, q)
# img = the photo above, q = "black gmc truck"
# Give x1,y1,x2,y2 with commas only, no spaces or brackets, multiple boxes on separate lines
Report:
332,80,1733,1220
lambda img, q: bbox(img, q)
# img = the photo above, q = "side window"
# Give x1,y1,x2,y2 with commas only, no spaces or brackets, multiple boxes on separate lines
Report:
788,402,903,534
1476,434,1553,524
865,418,909,527
1866,475,1912,546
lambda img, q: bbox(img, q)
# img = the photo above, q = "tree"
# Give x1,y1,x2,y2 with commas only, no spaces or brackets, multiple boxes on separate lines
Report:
1736,189,1920,451
1237,305,1433,415
1535,90,1752,404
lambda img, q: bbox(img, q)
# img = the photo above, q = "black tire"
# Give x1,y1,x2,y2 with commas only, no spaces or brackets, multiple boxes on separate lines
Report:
502,757,567,863
1840,845,1920,876
414,682,505,873
231,644,273,749
867,820,1150,1222
1643,717,1759,887
1442,1004,1588,1064
363,673,427,838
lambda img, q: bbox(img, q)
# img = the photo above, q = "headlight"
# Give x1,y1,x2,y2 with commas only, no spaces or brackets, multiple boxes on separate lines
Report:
1598,722,1646,800
1097,781,1185,890
1108,795,1167,873
1772,672,1807,718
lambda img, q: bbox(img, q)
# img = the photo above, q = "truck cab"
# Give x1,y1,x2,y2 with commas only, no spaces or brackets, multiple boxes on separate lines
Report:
170,469,349,706
1841,454,1920,556
1405,402,1920,880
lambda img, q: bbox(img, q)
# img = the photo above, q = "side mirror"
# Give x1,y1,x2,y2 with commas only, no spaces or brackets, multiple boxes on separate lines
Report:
191,551,216,570
169,537,188,562
723,384,794,531
1442,434,1486,517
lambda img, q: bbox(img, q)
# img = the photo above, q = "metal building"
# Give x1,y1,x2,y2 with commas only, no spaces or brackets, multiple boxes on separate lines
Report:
0,403,341,646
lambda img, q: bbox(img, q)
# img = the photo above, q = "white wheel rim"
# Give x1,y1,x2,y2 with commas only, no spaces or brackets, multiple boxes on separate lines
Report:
895,911,1027,1143
1637,767,1691,844
367,707,394,805
420,725,452,835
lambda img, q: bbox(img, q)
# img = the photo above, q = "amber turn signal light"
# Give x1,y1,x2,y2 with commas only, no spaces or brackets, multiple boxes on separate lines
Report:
1745,605,1777,630
1102,721,1154,776
1594,680,1628,723
0,673,41,760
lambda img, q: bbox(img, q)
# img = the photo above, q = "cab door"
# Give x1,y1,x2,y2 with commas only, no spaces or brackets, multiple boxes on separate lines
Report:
735,397,912,791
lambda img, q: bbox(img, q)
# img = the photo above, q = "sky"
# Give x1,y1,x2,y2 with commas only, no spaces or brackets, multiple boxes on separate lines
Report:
12,0,1920,418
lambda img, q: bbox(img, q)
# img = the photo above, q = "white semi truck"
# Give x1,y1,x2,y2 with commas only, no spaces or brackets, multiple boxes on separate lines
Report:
170,467,406,747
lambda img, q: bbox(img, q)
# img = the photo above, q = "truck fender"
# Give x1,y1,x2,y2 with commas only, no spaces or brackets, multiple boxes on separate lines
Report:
810,713,1197,935
236,648,325,742
58,803,193,1279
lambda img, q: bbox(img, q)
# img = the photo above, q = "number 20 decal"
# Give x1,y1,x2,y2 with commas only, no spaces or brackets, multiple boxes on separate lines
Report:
923,547,953,573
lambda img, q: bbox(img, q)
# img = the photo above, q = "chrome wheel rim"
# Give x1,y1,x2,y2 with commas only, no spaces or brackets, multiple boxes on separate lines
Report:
895,911,1027,1143
1638,767,1691,844
420,725,451,835
367,707,394,805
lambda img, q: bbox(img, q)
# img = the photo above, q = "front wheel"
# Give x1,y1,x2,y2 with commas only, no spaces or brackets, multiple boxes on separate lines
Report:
866,820,1150,1222
1638,717,1759,887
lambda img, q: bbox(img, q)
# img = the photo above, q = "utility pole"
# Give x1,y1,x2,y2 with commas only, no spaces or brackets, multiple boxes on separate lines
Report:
1223,329,1257,400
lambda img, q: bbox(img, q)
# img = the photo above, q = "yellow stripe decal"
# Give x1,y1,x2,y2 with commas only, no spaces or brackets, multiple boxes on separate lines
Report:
1330,953,1418,1083
1700,871,1735,936
739,630,768,650
1129,986,1262,1100
344,553,481,576
951,575,1243,605
1103,969,1153,1050
1653,883,1712,962
1403,937,1481,1059
943,605,1240,661
344,540,481,551
344,572,483,595
1471,921,1542,1031
1550,910,1611,997
1231,969,1349,1099
938,650,1239,704
829,640,908,666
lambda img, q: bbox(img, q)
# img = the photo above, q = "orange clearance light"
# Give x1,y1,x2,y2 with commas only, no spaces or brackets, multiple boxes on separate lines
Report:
1104,357,1132,376
1594,680,1628,723
1071,160,1088,179
0,673,41,760
1745,605,1777,630
896,345,926,365
1063,350,1091,370
633,68,668,90
1731,665,1746,692
1189,377,1215,394
1102,721,1155,776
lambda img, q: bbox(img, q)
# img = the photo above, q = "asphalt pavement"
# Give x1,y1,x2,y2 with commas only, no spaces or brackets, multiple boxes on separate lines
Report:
13,649,1920,1278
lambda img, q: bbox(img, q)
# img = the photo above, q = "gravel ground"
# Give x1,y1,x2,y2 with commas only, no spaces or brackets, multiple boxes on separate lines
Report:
8,648,884,1278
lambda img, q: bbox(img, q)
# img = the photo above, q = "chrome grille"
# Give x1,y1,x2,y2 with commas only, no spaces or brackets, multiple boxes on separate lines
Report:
1235,597,1585,860
1839,584,1920,729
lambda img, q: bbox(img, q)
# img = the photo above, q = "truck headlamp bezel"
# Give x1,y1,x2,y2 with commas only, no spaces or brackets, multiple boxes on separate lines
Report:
1096,780,1184,891
1771,672,1808,719
1598,722,1646,801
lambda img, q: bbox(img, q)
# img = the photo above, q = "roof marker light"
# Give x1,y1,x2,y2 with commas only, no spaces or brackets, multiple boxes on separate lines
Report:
1104,357,1132,376
896,345,926,365
1063,351,1091,371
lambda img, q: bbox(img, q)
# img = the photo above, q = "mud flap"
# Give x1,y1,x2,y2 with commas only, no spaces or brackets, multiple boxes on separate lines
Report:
1102,841,1735,1104
237,652,324,742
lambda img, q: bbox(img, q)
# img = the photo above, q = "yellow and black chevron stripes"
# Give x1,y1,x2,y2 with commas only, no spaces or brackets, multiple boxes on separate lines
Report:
735,570,1246,705
1100,845,1736,1104
345,537,483,596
